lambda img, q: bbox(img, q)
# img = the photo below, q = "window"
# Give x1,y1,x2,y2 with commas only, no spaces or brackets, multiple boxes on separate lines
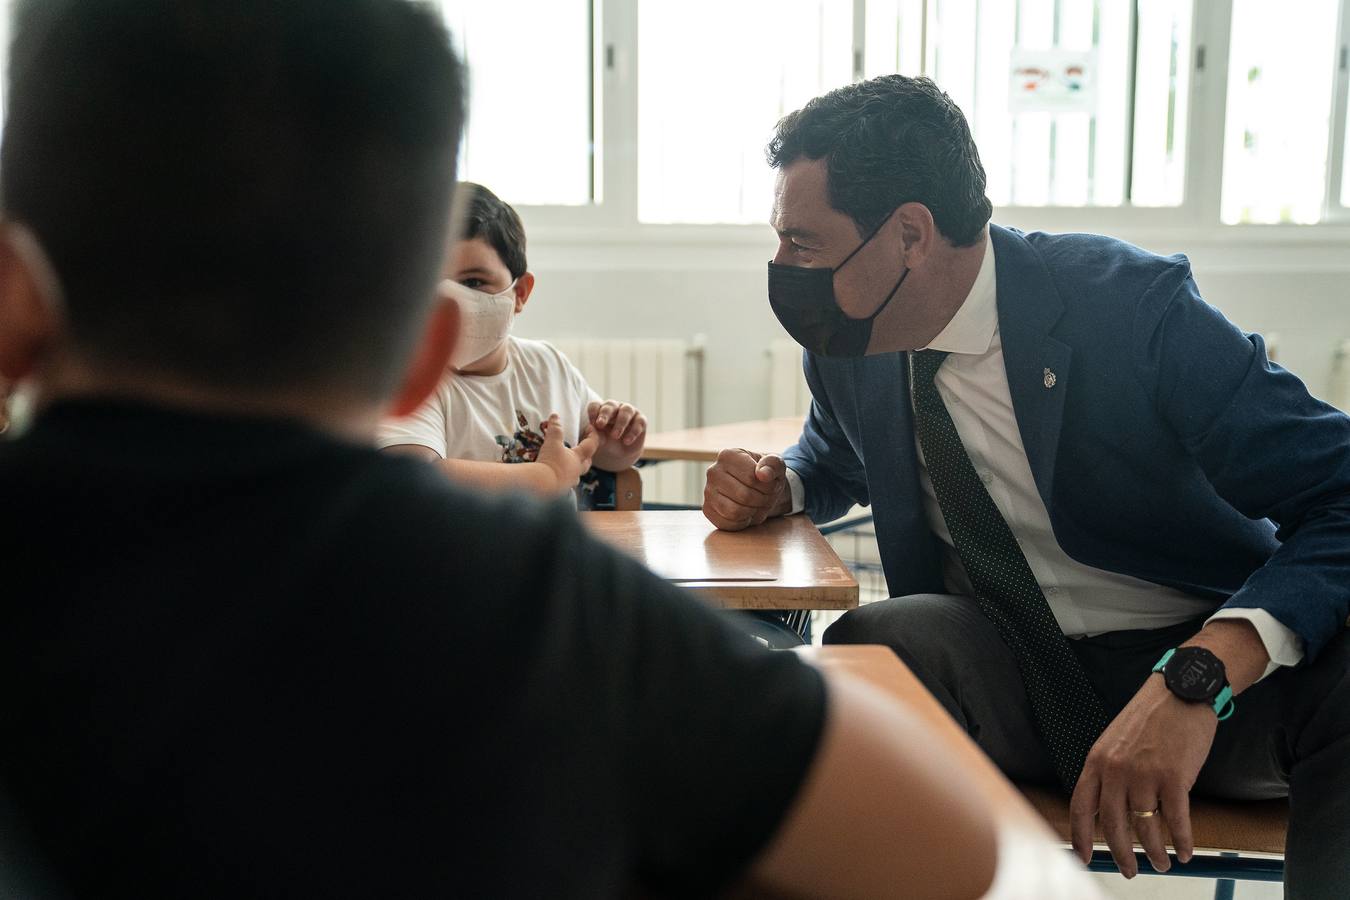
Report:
439,1,596,206
1343,85,1350,207
1129,0,1194,207
1220,0,1342,223
863,0,926,78
420,0,1350,228
636,0,854,224
5,1,1344,232
865,0,1192,209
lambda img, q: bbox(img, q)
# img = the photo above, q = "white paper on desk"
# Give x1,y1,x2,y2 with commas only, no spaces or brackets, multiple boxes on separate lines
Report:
638,549,775,583
650,562,777,582
667,576,776,583
980,825,1103,899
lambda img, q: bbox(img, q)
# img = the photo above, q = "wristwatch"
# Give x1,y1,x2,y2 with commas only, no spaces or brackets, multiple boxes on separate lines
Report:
1152,647,1235,720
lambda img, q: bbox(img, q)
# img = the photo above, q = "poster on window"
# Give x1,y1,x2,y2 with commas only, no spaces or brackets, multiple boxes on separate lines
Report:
1008,49,1097,113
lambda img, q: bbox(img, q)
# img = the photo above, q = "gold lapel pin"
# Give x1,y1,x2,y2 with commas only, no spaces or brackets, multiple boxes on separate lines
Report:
1043,368,1057,389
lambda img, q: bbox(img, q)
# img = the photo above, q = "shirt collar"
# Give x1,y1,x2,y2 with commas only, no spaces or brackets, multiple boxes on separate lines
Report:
922,234,997,355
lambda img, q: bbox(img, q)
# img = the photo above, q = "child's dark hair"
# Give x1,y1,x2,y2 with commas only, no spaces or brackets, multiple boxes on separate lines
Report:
2,0,464,401
460,183,527,280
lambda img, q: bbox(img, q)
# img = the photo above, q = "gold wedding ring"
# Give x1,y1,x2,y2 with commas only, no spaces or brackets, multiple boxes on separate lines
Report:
1130,808,1159,818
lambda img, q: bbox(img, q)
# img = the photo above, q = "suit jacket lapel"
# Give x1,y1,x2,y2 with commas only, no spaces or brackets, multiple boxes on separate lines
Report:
990,225,1071,510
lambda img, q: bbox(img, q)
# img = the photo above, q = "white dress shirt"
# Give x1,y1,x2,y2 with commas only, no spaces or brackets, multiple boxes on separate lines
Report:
787,237,1303,677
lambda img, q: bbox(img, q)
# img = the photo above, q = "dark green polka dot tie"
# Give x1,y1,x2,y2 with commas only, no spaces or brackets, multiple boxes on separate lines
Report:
911,349,1108,790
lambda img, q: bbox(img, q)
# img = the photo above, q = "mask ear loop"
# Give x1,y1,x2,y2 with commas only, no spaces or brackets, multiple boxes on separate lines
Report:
832,205,903,274
833,206,910,323
860,265,910,323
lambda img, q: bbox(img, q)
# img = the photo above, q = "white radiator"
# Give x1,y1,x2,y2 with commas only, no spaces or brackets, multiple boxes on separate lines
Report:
768,339,812,418
548,337,704,504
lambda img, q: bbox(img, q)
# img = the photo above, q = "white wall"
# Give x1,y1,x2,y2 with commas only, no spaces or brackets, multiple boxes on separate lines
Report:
513,217,1350,428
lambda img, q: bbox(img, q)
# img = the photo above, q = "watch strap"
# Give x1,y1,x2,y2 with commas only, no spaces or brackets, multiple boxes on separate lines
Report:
1153,648,1235,720
1212,684,1235,721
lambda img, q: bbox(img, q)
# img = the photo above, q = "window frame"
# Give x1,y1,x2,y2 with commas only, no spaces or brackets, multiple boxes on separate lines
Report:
1325,0,1350,222
506,0,1350,244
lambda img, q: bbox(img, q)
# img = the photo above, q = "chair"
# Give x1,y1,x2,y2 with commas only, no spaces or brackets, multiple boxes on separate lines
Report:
735,611,807,649
576,466,642,511
1018,783,1287,899
611,467,642,510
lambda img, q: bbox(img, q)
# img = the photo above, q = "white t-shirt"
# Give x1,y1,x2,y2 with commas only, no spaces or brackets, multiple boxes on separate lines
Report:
377,336,600,463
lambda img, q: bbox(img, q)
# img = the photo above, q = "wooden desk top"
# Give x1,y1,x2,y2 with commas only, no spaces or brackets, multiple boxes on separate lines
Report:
582,510,857,610
796,645,1052,835
641,416,804,463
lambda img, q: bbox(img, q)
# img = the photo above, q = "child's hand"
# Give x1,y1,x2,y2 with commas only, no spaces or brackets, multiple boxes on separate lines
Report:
587,400,647,450
537,413,600,492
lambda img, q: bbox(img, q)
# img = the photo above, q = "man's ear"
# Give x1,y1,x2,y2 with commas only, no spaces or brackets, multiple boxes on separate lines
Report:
388,290,460,418
0,223,62,382
513,272,535,315
894,202,938,269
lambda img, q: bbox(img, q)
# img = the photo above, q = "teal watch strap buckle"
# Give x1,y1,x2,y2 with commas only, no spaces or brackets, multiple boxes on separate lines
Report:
1153,648,1235,720
1213,685,1235,721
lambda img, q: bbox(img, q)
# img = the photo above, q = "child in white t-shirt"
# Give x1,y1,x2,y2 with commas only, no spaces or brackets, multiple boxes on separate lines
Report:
378,184,646,496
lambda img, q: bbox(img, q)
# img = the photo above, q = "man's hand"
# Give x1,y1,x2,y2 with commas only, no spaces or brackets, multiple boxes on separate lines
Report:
703,448,792,531
1069,677,1215,877
1070,618,1267,878
588,400,646,471
537,413,600,493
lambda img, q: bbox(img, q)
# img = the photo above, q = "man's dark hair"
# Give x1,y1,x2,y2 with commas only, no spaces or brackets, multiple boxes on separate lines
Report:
1,0,465,400
767,75,991,247
460,183,527,280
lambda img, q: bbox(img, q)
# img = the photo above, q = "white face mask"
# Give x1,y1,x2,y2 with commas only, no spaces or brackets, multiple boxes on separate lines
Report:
441,278,517,370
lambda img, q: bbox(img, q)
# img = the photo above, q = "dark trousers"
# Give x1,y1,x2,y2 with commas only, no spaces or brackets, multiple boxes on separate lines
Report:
824,594,1350,900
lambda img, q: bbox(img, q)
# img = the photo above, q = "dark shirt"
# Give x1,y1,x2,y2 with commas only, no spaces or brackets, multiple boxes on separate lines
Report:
0,400,826,898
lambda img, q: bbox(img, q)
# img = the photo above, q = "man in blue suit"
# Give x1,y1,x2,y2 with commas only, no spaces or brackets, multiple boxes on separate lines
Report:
703,75,1349,897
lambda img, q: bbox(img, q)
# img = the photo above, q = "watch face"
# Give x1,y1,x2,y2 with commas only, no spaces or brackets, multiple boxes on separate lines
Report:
1165,648,1226,702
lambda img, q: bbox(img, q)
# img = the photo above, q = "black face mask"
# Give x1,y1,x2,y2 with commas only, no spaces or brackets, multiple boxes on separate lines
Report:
767,211,909,357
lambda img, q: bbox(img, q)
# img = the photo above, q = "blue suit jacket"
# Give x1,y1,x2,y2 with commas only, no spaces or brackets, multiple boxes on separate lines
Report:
784,225,1350,662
